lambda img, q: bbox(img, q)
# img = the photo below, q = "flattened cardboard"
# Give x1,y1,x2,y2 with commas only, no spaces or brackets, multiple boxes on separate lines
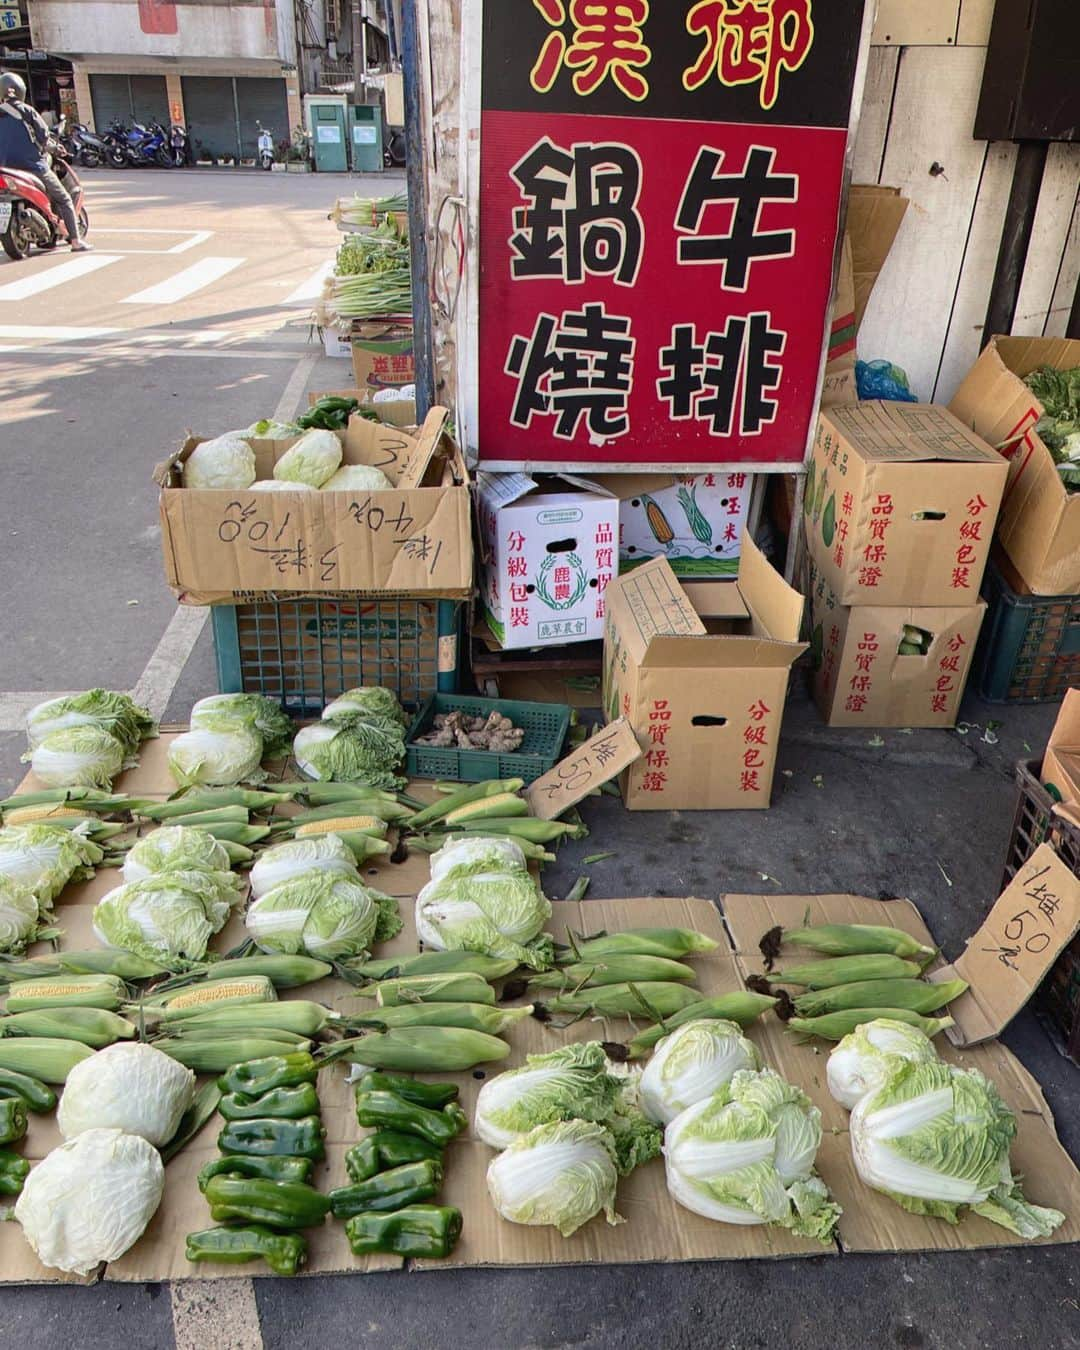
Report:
603,540,805,811
524,718,642,820
847,186,909,332
807,402,1007,606
722,891,1080,1253
949,336,1080,595
822,232,857,409
809,558,986,728
155,414,471,601
936,845,1080,1046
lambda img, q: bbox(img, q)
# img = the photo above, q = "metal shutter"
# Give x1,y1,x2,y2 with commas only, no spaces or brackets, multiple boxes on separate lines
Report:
129,75,168,127
181,75,240,162
234,77,289,160
89,74,131,130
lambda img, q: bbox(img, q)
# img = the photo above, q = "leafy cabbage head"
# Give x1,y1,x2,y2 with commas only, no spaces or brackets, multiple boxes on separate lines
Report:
0,875,41,951
249,833,359,900
322,464,393,492
486,1118,623,1238
416,870,552,969
640,1019,760,1125
0,823,103,905
273,429,342,486
429,835,527,885
475,1042,622,1149
183,434,256,490
93,869,239,961
25,690,156,757
190,693,293,757
292,716,405,790
827,1017,938,1110
123,825,232,884
167,718,265,787
58,1042,195,1147
26,726,126,788
246,870,401,960
321,687,407,726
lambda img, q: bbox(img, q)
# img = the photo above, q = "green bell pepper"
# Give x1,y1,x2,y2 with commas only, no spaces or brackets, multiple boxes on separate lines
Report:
330,1159,442,1219
345,1204,462,1259
345,1131,443,1184
186,1225,307,1276
0,1098,27,1146
0,1148,29,1197
217,1115,326,1160
204,1175,331,1230
198,1154,314,1192
354,1072,459,1110
219,1083,321,1122
353,1090,467,1147
0,1068,55,1114
218,1051,318,1098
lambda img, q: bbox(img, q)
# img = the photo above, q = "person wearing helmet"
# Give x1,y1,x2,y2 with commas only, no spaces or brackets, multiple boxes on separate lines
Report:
0,71,90,251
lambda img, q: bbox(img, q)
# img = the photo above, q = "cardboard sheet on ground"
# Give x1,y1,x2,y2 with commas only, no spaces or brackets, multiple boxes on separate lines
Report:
722,892,1080,1254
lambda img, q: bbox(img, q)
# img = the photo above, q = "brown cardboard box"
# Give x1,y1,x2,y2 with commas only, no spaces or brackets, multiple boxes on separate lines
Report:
1042,688,1080,810
821,233,857,408
809,557,985,728
602,538,805,811
350,318,415,394
949,336,1080,595
155,408,473,603
806,401,1007,606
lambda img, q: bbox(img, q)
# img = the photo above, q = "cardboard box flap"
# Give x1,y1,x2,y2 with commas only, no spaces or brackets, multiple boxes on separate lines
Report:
825,402,1002,465
608,557,707,652
582,472,679,500
477,470,538,507
739,533,804,642
396,406,452,489
847,185,909,331
935,845,1080,1046
1042,689,1080,805
641,634,807,670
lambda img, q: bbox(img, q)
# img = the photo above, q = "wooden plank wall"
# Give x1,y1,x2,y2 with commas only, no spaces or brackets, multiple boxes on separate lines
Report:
855,0,1080,402
419,0,1080,414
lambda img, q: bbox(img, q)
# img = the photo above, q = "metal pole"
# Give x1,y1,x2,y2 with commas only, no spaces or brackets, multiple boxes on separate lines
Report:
401,0,434,417
351,0,363,104
981,140,1048,348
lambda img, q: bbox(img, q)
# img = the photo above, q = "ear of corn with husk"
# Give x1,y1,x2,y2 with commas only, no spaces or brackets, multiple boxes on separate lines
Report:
157,1001,335,1037
792,977,969,1019
528,955,697,989
786,1009,955,1040
760,923,935,968
0,1036,95,1081
155,1037,314,1073
546,980,702,1019
363,972,496,1007
348,1000,533,1036
0,1007,135,1048
561,927,720,961
765,954,922,988
625,992,778,1056
324,1026,510,1072
5,974,127,1012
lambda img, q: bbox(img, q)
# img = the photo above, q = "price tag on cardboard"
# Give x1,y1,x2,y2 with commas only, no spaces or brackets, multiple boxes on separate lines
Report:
525,718,642,820
933,843,1080,1045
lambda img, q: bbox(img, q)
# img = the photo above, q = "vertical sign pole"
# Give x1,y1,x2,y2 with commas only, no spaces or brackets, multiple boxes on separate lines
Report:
401,0,435,418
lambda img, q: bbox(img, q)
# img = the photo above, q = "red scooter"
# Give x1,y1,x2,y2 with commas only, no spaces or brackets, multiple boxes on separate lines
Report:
0,145,89,261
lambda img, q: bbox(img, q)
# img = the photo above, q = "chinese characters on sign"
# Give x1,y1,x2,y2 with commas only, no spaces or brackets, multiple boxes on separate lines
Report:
478,0,867,467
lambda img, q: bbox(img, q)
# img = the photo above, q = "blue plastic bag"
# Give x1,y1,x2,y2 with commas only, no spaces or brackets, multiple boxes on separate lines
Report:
856,359,919,402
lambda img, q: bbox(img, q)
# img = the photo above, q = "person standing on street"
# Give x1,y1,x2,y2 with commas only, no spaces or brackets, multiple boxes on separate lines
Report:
0,71,91,251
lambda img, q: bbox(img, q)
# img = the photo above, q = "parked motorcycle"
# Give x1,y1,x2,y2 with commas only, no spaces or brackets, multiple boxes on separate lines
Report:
0,144,88,260
104,119,131,168
168,121,190,167
256,120,274,170
383,126,406,169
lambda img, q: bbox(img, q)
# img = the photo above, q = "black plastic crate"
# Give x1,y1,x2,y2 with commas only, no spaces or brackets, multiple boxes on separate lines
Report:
1002,758,1080,1064
972,557,1080,703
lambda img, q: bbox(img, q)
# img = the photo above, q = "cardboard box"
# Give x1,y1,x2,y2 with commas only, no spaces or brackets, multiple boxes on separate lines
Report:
806,401,1007,606
949,336,1080,595
156,408,473,603
1043,688,1080,824
822,232,857,407
477,473,619,650
809,557,986,728
308,388,418,430
350,318,415,394
602,539,805,811
322,326,351,359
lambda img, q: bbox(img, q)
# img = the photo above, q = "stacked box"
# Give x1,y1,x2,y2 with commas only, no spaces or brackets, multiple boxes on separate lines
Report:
805,401,1007,727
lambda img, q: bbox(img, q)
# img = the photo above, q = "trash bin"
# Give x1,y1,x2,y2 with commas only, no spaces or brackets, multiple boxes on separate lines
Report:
311,103,347,173
350,104,383,172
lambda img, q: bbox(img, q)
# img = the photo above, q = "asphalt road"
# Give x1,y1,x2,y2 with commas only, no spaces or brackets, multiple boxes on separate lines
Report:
1,170,1079,1350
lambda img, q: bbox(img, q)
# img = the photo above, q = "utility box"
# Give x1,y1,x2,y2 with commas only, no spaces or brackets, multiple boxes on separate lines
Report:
350,104,383,172
306,97,348,173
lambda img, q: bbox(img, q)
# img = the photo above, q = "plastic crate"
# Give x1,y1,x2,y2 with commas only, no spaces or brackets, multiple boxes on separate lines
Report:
212,597,461,717
1001,758,1080,1064
404,693,571,784
972,558,1080,703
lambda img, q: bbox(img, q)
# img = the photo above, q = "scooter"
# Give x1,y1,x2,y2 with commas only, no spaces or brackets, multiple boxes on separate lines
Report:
256,121,274,170
168,121,190,167
383,126,406,169
0,145,88,261
70,122,111,169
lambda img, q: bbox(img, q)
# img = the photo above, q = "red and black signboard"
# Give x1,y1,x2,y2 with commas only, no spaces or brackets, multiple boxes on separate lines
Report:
474,0,870,470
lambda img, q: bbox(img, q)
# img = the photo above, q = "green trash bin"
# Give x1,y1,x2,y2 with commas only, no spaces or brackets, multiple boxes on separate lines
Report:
311,103,348,173
350,104,383,172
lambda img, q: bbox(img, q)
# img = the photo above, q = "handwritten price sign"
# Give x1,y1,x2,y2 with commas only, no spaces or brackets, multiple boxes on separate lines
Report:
525,718,642,820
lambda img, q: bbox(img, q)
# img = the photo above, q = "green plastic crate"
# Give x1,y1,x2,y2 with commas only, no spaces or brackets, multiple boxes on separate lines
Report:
212,597,461,717
404,694,571,784
972,559,1080,703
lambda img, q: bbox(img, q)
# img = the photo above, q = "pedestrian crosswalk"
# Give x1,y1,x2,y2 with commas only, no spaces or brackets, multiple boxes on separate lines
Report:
121,255,244,305
0,252,122,301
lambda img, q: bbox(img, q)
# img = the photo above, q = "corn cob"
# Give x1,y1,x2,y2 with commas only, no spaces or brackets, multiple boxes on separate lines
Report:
158,1001,335,1037
164,805,250,827
290,828,391,862
145,976,278,1016
155,1037,314,1073
452,818,586,843
293,815,387,838
347,1000,534,1036
201,823,272,846
528,955,698,989
160,1025,312,1048
191,955,332,989
407,832,556,863
760,923,935,968
294,781,409,815
405,779,525,830
0,1036,95,1082
2,804,100,826
0,1007,136,1048
0,787,130,810
564,927,720,961
350,952,518,981
443,793,527,826
5,974,127,1012
792,977,969,1019
786,1009,955,1041
626,993,778,1057
324,1026,510,1072
137,787,297,819
765,955,922,988
365,972,496,1007
284,803,397,829
640,493,675,545
546,981,703,1019
3,950,167,981
217,840,255,865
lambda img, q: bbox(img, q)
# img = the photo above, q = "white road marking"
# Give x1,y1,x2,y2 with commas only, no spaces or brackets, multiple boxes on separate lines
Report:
128,603,210,722
171,1279,263,1350
0,253,122,302
0,692,80,733
121,256,244,305
0,323,122,340
284,258,333,304
91,228,213,255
